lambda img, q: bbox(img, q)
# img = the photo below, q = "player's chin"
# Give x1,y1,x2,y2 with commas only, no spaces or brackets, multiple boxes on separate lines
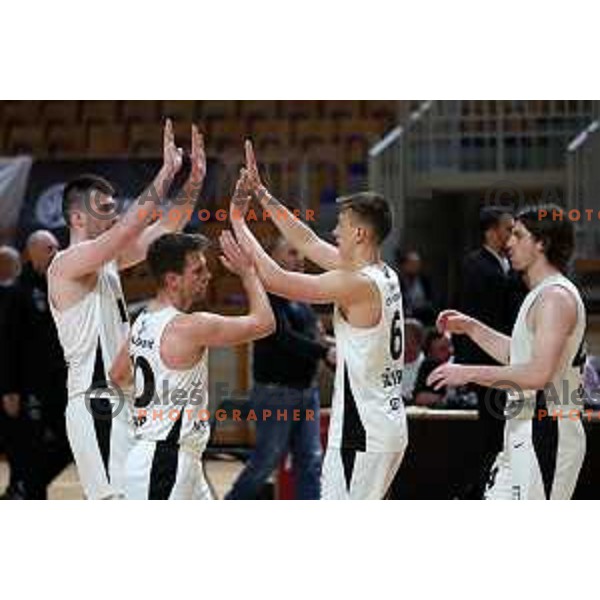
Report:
508,255,522,270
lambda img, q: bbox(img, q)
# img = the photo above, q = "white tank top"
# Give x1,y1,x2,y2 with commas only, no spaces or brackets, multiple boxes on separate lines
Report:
50,259,130,400
329,263,407,452
509,273,587,418
129,306,210,445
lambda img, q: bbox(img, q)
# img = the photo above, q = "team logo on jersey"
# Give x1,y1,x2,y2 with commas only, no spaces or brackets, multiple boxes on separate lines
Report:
389,397,402,411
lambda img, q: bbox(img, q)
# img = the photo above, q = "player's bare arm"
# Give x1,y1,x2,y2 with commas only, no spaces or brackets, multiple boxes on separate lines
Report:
161,232,275,368
50,119,182,283
243,140,341,271
109,335,133,389
428,286,577,391
118,124,206,270
437,309,511,365
229,196,379,326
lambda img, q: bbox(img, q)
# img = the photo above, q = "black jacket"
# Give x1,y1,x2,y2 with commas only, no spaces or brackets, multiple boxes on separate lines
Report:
253,294,327,390
0,263,66,396
454,247,527,366
0,283,17,396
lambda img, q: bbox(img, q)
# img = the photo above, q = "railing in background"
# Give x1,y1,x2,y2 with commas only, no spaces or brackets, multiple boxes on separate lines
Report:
369,100,598,259
368,102,433,260
409,100,593,174
567,118,600,261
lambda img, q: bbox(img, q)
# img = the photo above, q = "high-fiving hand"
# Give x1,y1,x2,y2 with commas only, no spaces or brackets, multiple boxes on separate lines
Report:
231,168,253,219
190,124,206,186
163,118,184,177
244,139,265,194
219,230,254,277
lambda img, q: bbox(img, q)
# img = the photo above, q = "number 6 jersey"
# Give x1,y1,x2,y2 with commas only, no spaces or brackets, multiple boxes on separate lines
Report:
328,263,408,453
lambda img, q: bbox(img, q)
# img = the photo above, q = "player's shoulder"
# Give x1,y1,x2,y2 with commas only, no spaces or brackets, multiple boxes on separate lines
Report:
536,282,579,321
539,280,578,305
47,248,67,280
334,266,372,289
48,243,84,273
170,311,214,334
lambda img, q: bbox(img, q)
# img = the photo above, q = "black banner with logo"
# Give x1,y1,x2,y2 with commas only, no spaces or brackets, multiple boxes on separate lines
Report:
16,156,221,248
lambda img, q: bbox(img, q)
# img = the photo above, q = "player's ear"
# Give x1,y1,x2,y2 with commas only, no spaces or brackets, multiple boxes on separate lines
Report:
70,208,86,230
535,237,546,253
355,226,368,244
164,271,179,290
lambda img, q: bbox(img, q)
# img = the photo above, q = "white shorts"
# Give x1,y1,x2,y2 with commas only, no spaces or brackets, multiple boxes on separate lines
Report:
321,447,404,500
66,393,132,500
485,411,586,500
125,437,212,500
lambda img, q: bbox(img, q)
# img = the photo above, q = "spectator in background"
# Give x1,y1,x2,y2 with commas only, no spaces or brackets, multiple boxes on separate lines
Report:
0,245,22,498
413,329,453,407
226,236,335,500
1,231,71,499
397,250,436,325
453,206,527,498
401,318,425,404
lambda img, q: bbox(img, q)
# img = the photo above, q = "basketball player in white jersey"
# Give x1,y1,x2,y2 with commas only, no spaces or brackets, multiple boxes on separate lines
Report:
428,204,586,500
109,231,275,499
48,120,206,499
225,143,408,500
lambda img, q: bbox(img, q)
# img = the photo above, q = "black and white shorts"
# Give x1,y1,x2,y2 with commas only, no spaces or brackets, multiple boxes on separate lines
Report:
321,447,404,500
125,436,212,500
66,393,132,500
485,409,586,500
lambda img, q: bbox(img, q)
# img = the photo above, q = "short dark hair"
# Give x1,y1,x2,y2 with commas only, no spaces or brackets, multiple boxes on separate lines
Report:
423,329,446,357
516,203,574,272
337,192,392,244
147,233,210,287
405,318,425,346
480,206,513,236
62,174,115,225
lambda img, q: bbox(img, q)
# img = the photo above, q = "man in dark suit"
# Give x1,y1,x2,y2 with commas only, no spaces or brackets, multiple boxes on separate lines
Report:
454,206,526,498
0,246,22,498
1,231,71,499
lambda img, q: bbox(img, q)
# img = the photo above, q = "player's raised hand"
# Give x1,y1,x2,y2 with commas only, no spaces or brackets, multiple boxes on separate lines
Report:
219,230,254,277
436,309,474,336
190,124,206,185
163,118,184,176
244,139,264,193
231,168,253,219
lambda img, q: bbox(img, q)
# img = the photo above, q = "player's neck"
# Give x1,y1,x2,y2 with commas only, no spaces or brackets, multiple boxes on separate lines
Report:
348,245,381,270
69,229,89,246
525,260,561,290
152,289,183,312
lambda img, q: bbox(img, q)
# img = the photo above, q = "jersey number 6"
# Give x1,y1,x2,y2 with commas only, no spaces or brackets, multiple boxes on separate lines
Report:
390,310,403,361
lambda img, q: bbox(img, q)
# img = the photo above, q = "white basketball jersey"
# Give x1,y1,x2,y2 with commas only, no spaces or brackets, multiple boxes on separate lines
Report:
508,273,587,418
329,263,407,452
50,259,130,400
129,306,209,445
